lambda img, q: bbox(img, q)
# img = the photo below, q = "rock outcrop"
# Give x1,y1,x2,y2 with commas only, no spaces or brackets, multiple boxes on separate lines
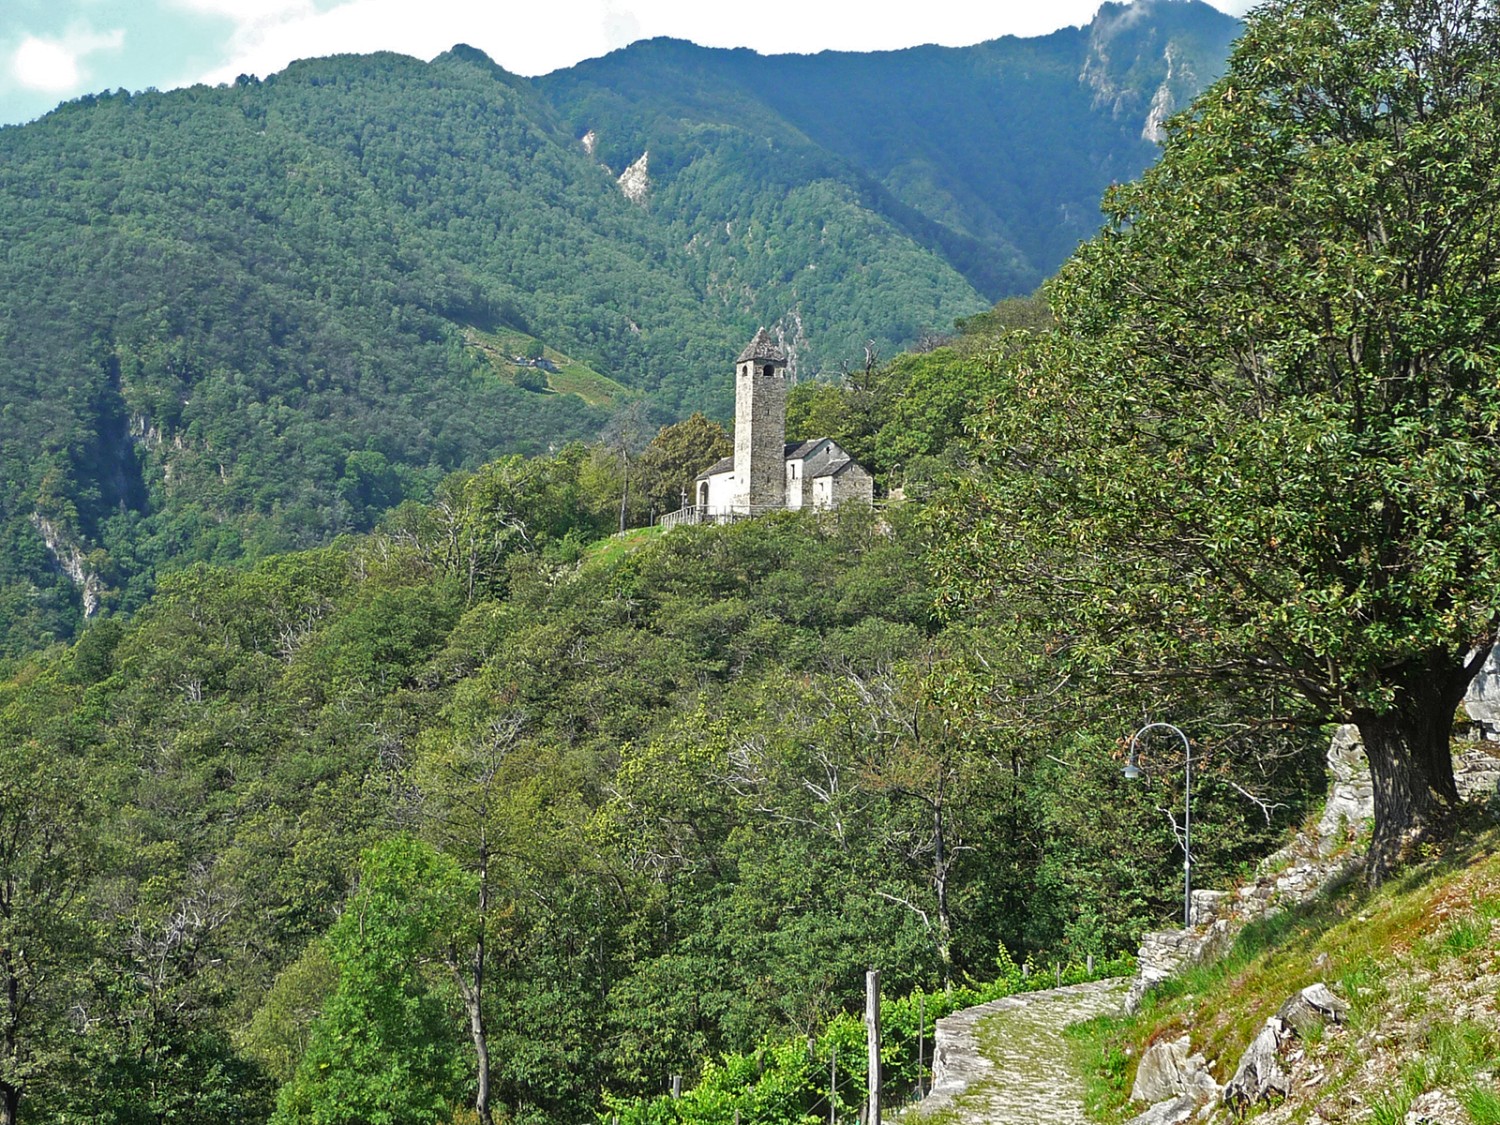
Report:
31,513,104,618
1130,1033,1219,1105
1220,983,1348,1111
1222,1016,1291,1109
1276,983,1348,1038
617,152,649,203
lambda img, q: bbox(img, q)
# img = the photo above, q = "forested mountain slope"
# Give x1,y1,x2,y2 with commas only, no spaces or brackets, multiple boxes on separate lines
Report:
0,458,1321,1125
0,0,1239,654
538,0,1241,301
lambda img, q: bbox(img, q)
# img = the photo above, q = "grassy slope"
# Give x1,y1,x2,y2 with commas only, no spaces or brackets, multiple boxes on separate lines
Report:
580,524,665,568
463,327,631,406
1070,816,1500,1124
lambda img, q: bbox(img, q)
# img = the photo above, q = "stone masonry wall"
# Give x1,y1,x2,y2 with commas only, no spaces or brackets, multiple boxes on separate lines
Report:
732,359,786,514
1125,726,1500,1013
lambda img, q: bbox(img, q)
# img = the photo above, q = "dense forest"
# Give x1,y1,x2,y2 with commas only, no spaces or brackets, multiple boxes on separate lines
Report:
0,0,1240,657
6,0,1499,1121
0,336,1324,1121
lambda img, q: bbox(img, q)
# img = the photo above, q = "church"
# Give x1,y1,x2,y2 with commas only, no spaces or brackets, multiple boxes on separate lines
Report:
664,330,873,527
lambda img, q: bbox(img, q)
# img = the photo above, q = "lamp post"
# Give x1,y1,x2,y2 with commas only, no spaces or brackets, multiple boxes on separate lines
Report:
1123,722,1196,928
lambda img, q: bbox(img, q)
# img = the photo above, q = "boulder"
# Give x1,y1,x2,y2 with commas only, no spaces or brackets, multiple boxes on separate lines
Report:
1124,1093,1198,1125
1277,983,1348,1037
1222,1016,1290,1109
1131,1034,1220,1105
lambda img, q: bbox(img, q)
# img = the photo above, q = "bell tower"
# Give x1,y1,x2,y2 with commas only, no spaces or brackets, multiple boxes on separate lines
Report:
733,328,788,514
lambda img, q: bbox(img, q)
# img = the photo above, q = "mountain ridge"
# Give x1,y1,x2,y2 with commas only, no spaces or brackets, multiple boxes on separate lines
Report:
0,0,1241,652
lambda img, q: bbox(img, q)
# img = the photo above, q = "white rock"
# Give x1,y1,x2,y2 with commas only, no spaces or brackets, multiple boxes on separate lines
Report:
617,152,649,203
1131,1034,1220,1104
1125,1093,1197,1125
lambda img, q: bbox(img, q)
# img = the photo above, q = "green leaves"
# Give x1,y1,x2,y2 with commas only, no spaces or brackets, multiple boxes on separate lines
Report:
271,836,472,1125
942,0,1500,705
931,0,1500,874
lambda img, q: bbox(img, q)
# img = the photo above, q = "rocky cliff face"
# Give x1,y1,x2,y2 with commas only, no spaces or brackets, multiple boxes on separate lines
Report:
617,151,650,204
31,513,104,618
1081,0,1230,143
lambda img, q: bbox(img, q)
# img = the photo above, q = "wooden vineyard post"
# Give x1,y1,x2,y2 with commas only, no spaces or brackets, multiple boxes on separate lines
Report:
830,1045,837,1125
866,970,881,1125
917,993,926,1099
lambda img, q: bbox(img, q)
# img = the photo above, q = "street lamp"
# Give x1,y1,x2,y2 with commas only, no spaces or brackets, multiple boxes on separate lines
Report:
1123,722,1196,928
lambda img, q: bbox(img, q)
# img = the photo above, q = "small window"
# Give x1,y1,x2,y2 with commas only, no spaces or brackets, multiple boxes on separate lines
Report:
763,364,775,378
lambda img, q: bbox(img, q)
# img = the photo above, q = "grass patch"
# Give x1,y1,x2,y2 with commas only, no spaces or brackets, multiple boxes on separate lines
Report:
1370,1022,1500,1125
1066,1014,1135,1121
1439,918,1489,957
1072,824,1500,1122
463,327,630,405
581,525,665,568
1461,1084,1500,1125
546,361,629,405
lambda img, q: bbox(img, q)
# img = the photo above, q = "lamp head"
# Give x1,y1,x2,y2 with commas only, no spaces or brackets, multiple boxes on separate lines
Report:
1123,761,1143,781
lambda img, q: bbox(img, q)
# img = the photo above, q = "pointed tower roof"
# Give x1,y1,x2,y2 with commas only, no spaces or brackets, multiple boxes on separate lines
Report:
737,328,787,365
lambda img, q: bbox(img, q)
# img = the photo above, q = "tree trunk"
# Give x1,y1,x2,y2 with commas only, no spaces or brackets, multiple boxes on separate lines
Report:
451,850,494,1125
618,457,630,534
3,959,19,1125
1353,655,1471,881
931,803,953,987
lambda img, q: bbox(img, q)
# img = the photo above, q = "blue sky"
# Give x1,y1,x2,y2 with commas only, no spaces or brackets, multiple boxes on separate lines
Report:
1,0,1255,129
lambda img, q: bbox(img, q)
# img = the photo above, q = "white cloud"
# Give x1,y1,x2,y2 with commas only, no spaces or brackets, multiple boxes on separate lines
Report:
10,25,125,94
171,0,311,16
601,1,641,54
184,0,1257,89
188,0,621,85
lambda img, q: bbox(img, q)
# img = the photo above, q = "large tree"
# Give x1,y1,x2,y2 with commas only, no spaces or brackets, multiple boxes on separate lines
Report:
932,0,1500,878
0,733,92,1125
636,412,732,518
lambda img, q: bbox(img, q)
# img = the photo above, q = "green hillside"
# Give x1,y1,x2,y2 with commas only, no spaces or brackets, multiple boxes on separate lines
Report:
1075,821,1500,1123
463,327,631,405
0,485,1320,1125
536,0,1241,298
0,0,1239,655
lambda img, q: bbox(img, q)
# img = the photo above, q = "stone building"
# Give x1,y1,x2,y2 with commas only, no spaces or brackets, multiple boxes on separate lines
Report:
663,330,874,526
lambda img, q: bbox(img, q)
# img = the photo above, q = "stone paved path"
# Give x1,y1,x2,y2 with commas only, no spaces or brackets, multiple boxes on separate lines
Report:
914,978,1129,1124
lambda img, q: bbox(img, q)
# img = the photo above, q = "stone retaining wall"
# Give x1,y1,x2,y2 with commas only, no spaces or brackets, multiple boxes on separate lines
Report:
1126,727,1499,1013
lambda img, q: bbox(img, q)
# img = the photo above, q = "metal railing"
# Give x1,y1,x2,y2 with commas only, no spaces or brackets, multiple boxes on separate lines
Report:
658,504,789,529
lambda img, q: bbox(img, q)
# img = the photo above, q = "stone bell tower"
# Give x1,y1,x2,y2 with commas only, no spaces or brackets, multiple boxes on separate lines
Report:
733,328,788,515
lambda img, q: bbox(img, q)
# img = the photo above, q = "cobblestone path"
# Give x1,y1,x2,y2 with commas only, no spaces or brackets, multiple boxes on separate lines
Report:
914,978,1129,1124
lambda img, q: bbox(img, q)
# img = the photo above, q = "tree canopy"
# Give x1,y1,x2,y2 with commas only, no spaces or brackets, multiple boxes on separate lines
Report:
931,0,1500,878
